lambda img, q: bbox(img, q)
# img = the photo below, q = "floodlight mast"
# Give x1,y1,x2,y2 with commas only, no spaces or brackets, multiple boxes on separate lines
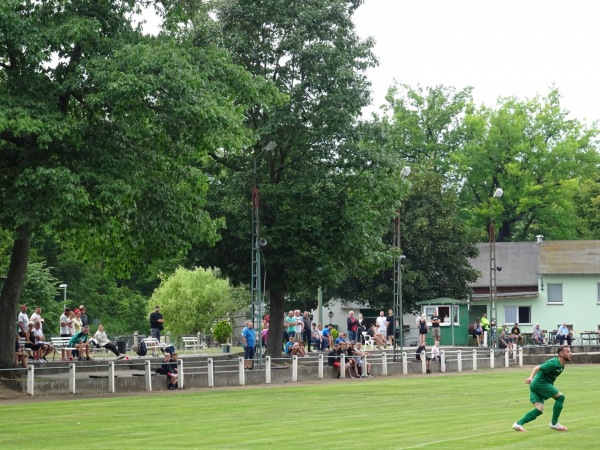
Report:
489,187,503,350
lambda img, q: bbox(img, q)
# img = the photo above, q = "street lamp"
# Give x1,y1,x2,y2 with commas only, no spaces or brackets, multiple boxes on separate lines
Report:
489,187,503,350
328,310,334,323
393,166,411,363
59,283,67,309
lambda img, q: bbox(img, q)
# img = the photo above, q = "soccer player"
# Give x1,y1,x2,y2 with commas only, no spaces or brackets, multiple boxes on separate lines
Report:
512,345,572,432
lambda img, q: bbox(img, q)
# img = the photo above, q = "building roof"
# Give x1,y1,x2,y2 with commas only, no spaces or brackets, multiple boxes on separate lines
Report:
539,240,600,275
471,242,538,287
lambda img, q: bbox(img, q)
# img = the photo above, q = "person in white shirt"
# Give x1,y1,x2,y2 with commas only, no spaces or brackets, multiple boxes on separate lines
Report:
32,321,54,361
17,304,29,337
91,324,126,359
376,311,388,340
30,306,44,331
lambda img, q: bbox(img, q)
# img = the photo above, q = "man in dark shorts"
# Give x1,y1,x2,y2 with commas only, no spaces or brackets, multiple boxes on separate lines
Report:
430,309,441,346
513,345,572,432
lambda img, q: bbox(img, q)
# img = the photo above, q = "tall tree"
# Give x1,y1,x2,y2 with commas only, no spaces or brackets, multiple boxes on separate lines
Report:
0,0,261,368
192,0,403,357
454,88,600,241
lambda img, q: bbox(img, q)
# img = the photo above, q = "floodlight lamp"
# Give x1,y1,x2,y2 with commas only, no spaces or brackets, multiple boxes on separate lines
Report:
493,188,503,198
400,166,411,177
59,284,67,288
264,141,277,152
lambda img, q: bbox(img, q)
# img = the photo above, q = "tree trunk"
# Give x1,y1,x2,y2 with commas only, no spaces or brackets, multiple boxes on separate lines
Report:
266,289,285,359
0,227,32,370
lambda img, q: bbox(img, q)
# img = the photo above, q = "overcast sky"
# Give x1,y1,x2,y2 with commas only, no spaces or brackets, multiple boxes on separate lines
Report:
354,0,600,123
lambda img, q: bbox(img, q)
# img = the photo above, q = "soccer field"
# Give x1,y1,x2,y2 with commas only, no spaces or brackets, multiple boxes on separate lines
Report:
1,365,599,449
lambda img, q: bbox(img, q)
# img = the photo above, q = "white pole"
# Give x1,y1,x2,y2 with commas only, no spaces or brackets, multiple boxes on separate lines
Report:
108,361,115,393
207,358,214,387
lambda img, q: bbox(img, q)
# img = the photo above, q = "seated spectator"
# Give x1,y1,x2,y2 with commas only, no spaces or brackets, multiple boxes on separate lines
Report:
556,323,572,345
510,323,524,346
24,322,40,361
343,342,359,378
32,321,54,362
415,345,432,374
430,342,441,362
498,330,514,354
373,327,386,349
69,325,92,361
161,353,178,390
532,324,546,346
328,343,342,378
334,332,347,346
91,324,126,359
284,337,307,357
310,323,323,351
15,334,28,368
321,324,334,349
352,342,372,378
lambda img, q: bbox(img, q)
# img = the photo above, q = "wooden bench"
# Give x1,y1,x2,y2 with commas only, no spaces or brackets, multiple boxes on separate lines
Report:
181,337,200,353
51,337,77,361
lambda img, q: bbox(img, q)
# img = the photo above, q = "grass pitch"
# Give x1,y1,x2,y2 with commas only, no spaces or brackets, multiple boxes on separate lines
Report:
1,365,599,449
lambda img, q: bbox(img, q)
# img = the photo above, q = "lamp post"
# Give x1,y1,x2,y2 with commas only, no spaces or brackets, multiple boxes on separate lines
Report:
251,141,276,368
59,283,67,309
328,310,333,324
393,166,411,363
489,187,503,350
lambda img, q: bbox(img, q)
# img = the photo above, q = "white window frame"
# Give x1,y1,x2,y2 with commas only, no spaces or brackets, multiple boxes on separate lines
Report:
597,283,600,304
547,283,563,304
423,305,459,327
504,306,532,325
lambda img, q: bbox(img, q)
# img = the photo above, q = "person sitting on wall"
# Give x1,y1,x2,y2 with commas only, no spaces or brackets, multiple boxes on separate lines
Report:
510,323,524,346
415,345,432,374
556,323,572,346
532,324,546,346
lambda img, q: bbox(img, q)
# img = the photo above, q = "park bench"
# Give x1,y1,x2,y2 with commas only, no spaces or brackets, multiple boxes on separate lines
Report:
143,337,166,356
50,336,77,361
181,336,204,353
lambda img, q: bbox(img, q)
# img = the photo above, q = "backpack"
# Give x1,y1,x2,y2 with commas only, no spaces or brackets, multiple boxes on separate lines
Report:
137,339,147,357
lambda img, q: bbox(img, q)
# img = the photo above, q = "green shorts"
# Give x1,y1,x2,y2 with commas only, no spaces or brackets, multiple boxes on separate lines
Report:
530,381,560,404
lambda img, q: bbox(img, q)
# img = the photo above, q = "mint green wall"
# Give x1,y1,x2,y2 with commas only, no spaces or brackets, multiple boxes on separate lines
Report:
498,275,600,335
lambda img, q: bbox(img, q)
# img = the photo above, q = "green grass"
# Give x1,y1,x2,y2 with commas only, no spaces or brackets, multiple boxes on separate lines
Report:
2,365,600,449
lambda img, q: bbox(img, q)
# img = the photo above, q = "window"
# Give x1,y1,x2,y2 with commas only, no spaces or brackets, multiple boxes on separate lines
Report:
597,283,600,304
547,283,563,303
422,305,459,326
504,306,531,325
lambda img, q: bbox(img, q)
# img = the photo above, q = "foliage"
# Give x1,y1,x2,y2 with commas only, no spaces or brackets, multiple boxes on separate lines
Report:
149,267,243,335
454,88,600,241
212,319,233,344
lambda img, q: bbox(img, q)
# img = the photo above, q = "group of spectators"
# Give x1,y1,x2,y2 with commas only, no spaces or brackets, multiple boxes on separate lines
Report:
15,303,127,367
327,341,373,378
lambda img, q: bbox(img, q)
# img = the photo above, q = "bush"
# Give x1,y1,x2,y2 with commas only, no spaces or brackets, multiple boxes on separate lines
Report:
213,320,232,344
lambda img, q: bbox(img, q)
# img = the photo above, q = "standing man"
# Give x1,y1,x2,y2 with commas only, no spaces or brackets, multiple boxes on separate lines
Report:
242,321,256,370
480,313,490,345
149,305,164,343
513,346,571,432
79,305,89,327
17,304,29,337
302,311,312,352
376,311,388,344
30,306,45,331
386,308,394,347
430,309,441,347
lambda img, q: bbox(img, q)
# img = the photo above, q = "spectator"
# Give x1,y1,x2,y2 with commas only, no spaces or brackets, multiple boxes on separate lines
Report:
556,323,572,345
387,308,395,347
241,321,256,370
430,309,441,346
376,311,388,344
357,313,367,343
431,342,441,362
347,310,359,342
481,313,490,336
417,314,428,346
294,310,303,341
15,334,28,369
321,324,334,349
17,304,29,337
79,305,89,327
415,345,432,374
59,308,73,360
73,309,83,335
24,322,41,361
149,305,164,343
303,311,312,352
32,321,54,362
310,323,323,351
328,343,342,378
29,306,44,331
342,342,359,378
284,337,307,357
261,322,269,349
352,342,373,377
91,324,126,359
511,323,524,346
161,353,178,390
285,311,296,339
498,329,514,355
334,332,348,345
69,324,92,361
373,326,386,349
532,324,546,346
473,319,483,347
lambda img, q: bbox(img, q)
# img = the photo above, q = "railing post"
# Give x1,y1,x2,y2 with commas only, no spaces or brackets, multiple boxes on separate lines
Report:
27,365,35,396
133,331,139,349
108,361,115,393
238,357,245,386
505,349,510,367
317,354,323,379
472,349,477,371
513,347,517,361
178,358,184,389
362,355,367,377
381,352,388,376
69,363,76,394
457,350,462,372
490,349,495,369
145,360,152,391
265,356,271,384
340,353,346,378
292,355,298,382
197,331,202,351
421,354,427,373
402,352,408,375
207,358,214,387
518,347,523,367
440,350,446,373
165,330,171,345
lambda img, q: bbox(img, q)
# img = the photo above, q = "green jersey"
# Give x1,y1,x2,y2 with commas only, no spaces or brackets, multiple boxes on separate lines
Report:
534,357,564,385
